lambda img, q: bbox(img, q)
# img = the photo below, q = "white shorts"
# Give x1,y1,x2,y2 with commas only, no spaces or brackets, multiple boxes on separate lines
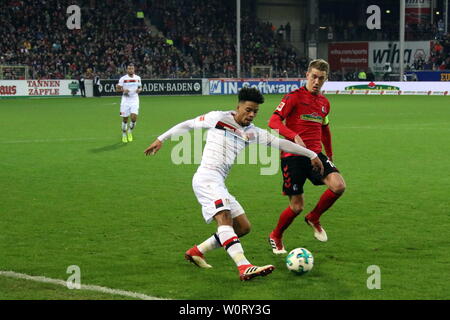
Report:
192,170,245,224
120,103,139,117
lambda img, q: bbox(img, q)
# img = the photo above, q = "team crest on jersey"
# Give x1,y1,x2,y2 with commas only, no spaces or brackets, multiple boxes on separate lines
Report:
301,112,323,123
322,106,326,113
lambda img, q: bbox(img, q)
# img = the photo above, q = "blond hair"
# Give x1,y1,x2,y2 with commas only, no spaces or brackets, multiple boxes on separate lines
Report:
308,59,330,74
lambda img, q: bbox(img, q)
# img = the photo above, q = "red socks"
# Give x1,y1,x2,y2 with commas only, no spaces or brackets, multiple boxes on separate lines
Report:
306,189,341,222
272,206,298,238
273,189,342,238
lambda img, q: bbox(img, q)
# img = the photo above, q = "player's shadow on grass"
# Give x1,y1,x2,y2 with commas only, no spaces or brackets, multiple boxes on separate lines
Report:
89,142,127,153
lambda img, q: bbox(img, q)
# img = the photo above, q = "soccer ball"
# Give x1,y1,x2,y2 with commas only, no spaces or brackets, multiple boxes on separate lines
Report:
285,248,314,275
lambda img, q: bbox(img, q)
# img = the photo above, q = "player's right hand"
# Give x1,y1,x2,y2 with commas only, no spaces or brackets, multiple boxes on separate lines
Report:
294,135,306,147
311,156,324,176
144,139,162,156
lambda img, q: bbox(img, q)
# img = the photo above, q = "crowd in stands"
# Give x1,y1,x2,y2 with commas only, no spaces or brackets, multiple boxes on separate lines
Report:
145,0,307,78
0,0,308,80
0,0,203,79
323,20,439,42
408,33,450,71
1,0,448,80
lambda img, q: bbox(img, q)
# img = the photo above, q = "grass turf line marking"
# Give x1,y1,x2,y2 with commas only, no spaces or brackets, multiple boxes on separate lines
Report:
0,138,106,144
0,135,159,144
0,270,168,300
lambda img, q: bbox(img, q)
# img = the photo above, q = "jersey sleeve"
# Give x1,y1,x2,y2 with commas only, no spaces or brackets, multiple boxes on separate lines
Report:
137,76,142,87
117,76,124,87
269,94,298,140
273,94,296,120
321,100,333,156
192,111,223,129
255,127,317,159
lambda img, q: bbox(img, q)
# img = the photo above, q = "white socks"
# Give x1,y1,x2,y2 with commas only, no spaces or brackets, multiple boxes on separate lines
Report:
217,225,250,267
197,234,221,254
122,122,128,134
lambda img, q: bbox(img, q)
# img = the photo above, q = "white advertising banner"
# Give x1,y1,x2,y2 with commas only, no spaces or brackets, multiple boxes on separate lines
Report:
322,81,450,95
0,80,81,97
369,41,431,73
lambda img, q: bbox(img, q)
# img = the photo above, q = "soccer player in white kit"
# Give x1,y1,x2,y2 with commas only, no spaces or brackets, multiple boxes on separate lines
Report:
144,88,324,281
116,64,142,143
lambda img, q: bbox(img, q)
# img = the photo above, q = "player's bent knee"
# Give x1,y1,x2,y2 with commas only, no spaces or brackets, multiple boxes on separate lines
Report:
331,183,346,195
243,222,252,235
233,215,251,237
237,224,251,237
290,203,304,215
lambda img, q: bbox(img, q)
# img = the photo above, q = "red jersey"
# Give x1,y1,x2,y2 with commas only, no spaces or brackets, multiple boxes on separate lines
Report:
270,86,331,157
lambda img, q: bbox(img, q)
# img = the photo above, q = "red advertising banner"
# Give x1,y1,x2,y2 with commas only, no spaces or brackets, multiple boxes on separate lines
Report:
328,42,369,71
406,0,431,24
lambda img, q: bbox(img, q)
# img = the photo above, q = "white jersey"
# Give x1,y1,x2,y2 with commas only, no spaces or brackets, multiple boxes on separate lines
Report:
157,110,317,179
193,111,273,178
118,74,142,104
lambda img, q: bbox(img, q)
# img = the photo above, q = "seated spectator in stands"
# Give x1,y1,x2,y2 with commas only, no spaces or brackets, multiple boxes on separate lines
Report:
413,58,424,70
357,69,367,81
366,68,375,81
345,71,356,81
382,63,392,81
438,61,447,71
0,0,307,79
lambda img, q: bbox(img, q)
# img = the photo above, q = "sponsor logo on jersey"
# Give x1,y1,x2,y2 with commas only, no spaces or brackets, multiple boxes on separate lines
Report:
300,112,323,123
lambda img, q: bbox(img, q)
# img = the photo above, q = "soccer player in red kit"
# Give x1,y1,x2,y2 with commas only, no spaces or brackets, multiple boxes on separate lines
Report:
268,59,346,254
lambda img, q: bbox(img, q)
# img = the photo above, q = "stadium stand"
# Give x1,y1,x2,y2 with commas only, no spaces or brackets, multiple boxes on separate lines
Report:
1,0,448,80
145,0,307,78
0,0,308,80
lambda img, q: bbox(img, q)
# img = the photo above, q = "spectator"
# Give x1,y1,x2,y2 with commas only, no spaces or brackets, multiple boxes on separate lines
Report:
277,25,285,41
366,68,375,81
285,22,291,42
383,63,392,81
78,74,86,97
357,70,367,81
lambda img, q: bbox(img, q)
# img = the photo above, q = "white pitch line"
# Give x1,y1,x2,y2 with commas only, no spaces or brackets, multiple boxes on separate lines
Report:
339,126,450,130
0,134,159,144
0,270,168,300
0,137,107,144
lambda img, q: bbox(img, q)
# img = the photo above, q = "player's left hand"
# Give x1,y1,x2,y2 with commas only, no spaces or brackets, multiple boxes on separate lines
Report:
328,155,333,163
311,156,324,176
144,139,162,156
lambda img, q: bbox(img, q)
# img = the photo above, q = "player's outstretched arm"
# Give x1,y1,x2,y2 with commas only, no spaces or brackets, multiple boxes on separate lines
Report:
144,139,162,155
144,119,196,156
269,113,306,147
277,138,324,175
259,130,324,175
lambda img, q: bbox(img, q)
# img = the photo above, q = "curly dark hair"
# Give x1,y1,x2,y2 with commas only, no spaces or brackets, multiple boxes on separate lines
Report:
238,87,264,104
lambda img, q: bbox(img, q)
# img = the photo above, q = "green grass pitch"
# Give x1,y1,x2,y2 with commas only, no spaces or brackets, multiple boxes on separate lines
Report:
0,94,449,300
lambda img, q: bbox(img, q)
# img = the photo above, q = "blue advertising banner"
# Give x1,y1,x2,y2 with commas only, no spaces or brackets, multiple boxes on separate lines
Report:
209,79,306,95
405,71,450,81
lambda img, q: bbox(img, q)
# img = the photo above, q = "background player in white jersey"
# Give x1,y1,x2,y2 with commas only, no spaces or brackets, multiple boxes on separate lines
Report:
144,88,323,281
116,63,142,143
